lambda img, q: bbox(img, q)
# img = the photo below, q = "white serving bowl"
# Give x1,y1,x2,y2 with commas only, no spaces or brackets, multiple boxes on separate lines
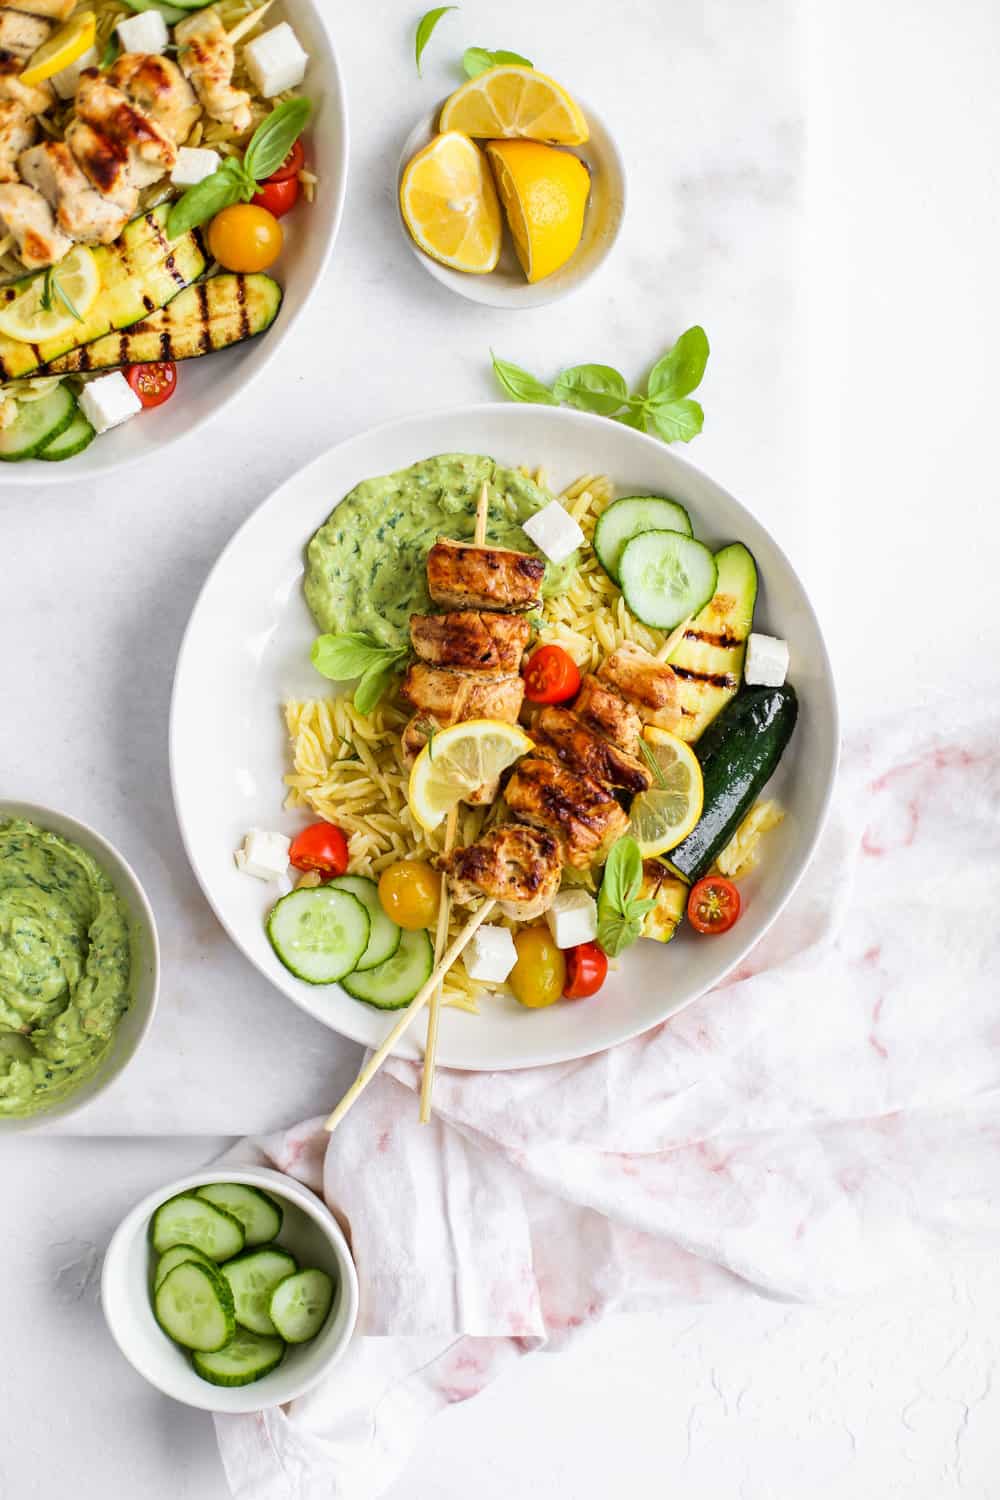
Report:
101,1166,360,1412
0,0,348,485
0,797,159,1131
397,96,626,308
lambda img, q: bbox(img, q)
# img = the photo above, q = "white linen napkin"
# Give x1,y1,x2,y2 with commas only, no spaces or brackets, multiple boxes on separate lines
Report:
213,700,1000,1499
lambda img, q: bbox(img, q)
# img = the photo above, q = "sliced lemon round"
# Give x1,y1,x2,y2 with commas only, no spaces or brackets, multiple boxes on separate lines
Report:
0,245,100,344
21,10,96,87
408,719,534,831
439,65,589,145
629,728,704,857
400,130,503,274
486,139,590,283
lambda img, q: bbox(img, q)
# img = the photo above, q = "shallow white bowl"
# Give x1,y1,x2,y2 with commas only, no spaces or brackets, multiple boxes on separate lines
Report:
102,1165,360,1412
170,403,839,1073
0,797,159,1130
397,97,626,308
0,0,348,485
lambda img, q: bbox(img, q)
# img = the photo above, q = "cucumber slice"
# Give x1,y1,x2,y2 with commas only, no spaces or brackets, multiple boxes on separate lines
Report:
196,1182,283,1246
154,1242,216,1290
619,531,718,630
593,496,693,583
154,1260,235,1352
150,1193,246,1261
38,407,95,460
221,1247,297,1336
327,875,401,971
192,1328,286,1387
267,886,370,984
341,927,433,1010
0,384,75,461
269,1268,335,1344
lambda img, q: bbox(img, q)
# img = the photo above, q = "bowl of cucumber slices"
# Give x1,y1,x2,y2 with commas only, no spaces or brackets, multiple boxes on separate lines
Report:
101,1166,359,1412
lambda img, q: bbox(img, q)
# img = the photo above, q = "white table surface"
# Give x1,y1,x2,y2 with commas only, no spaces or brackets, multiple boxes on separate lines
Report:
5,0,1000,1495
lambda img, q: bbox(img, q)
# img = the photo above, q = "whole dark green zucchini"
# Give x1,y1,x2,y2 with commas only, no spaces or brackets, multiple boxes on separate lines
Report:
665,684,798,883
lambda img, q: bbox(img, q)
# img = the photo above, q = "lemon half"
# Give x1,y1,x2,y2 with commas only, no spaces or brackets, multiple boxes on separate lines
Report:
439,65,589,145
628,728,704,857
408,719,534,831
400,130,502,274
0,245,100,344
486,139,590,283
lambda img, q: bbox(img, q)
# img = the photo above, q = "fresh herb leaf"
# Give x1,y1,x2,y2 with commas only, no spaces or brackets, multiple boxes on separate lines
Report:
462,45,531,77
243,97,312,183
552,363,629,417
616,399,648,431
167,100,310,238
648,397,704,444
596,835,655,956
100,30,121,69
51,274,83,323
166,166,244,238
415,5,457,74
490,351,557,405
40,267,53,313
354,658,400,715
647,325,710,403
637,737,667,789
311,632,408,682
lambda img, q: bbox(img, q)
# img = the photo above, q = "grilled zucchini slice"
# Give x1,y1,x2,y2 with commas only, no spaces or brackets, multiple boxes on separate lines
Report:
668,543,758,743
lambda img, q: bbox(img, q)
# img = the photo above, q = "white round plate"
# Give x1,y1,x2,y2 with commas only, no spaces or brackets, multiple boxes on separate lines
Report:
0,0,348,485
170,404,838,1071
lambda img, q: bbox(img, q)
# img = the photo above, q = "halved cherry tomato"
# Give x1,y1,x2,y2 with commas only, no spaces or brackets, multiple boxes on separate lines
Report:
563,941,608,999
208,203,283,272
377,860,441,930
523,644,581,704
251,175,299,218
687,875,741,935
126,361,176,408
288,821,349,879
267,138,304,183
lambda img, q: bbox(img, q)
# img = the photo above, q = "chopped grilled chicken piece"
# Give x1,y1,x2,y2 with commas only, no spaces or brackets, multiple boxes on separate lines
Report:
108,53,200,146
533,706,651,794
74,70,177,189
410,610,530,673
0,181,71,266
0,99,34,181
401,662,525,726
64,120,137,211
573,673,642,753
505,754,629,869
0,55,54,114
175,9,252,132
7,0,74,19
426,537,545,613
598,642,682,731
19,141,128,241
0,11,51,61
440,824,562,921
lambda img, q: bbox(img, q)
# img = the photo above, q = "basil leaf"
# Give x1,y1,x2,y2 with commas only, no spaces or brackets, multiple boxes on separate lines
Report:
491,352,557,405
243,97,312,184
463,45,532,77
552,363,629,417
616,400,648,431
415,5,457,75
595,906,641,958
100,30,121,69
649,397,705,445
647,325,710,403
167,166,243,238
311,632,405,682
354,659,399,715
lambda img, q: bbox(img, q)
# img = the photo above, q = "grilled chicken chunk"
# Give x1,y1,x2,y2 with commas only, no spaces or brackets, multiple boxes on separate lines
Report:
572,673,642,754
401,662,525,726
74,70,177,188
0,10,51,60
410,610,530,673
426,537,545,613
504,753,629,868
0,180,71,266
175,9,252,132
0,98,34,181
0,56,54,114
598,642,681,731
533,706,651,795
441,824,562,922
7,0,75,19
19,141,128,241
65,120,137,211
108,53,200,146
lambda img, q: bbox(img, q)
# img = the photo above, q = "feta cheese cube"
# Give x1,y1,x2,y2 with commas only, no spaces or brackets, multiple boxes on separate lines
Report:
243,23,308,97
744,632,790,688
115,9,168,55
51,44,98,100
78,372,142,436
464,924,518,983
234,829,292,881
171,146,221,187
544,890,598,950
521,500,585,566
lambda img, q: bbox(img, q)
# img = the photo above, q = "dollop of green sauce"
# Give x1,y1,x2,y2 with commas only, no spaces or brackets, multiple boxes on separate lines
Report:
303,452,577,650
0,818,132,1117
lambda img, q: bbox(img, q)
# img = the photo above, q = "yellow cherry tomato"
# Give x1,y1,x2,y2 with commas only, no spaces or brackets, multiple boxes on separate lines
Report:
508,926,566,1009
208,204,283,272
378,860,441,931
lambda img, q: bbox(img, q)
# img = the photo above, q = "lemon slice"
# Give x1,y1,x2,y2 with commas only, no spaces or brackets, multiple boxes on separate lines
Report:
408,719,534,831
439,65,589,145
21,10,96,87
628,728,704,857
400,130,503,274
486,139,590,283
0,246,100,343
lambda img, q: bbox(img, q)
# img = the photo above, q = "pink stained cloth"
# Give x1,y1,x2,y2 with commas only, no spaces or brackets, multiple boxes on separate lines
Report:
214,704,1000,1499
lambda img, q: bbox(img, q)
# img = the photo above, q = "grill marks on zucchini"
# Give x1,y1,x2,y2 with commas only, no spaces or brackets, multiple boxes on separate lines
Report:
668,545,759,743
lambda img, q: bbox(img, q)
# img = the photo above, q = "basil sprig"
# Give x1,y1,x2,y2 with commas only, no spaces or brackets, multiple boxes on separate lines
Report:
415,5,457,74
596,837,656,957
167,98,312,239
462,46,531,77
490,327,711,446
311,632,409,715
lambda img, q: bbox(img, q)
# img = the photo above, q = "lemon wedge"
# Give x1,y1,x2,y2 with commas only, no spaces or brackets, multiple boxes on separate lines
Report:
486,139,590,283
408,719,534,831
628,728,704,857
400,130,503,274
21,10,96,87
0,245,100,343
439,64,589,145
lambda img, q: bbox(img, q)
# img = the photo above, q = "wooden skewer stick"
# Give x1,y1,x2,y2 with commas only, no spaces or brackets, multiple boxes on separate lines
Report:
656,613,694,663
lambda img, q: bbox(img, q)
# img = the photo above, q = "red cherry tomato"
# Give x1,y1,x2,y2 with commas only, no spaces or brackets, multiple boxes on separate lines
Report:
687,876,741,935
251,175,300,218
288,822,349,879
125,361,177,408
267,138,304,183
563,941,608,999
523,644,582,704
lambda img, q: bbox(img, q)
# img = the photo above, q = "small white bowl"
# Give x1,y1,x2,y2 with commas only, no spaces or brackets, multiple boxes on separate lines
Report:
101,1165,360,1413
0,798,159,1131
397,96,626,308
